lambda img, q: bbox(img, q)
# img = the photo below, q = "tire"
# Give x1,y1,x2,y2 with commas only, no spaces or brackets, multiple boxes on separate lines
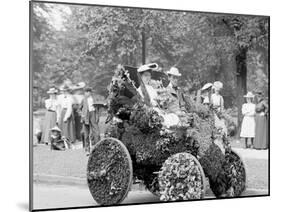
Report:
87,137,133,205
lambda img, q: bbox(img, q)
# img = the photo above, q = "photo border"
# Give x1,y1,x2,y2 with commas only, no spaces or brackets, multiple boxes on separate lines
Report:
29,1,270,211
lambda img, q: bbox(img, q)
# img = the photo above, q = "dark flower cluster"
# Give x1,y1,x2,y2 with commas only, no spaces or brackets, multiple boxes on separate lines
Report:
129,103,163,134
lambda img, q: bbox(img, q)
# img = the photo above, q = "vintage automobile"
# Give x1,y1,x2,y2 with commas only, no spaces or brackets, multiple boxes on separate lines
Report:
86,65,246,205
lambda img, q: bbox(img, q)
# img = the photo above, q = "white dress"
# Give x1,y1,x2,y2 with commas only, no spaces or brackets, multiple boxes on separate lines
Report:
240,103,256,138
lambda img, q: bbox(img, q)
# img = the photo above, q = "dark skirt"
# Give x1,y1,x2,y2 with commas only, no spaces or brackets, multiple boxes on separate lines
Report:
73,107,82,141
254,114,268,149
42,110,57,144
59,109,76,143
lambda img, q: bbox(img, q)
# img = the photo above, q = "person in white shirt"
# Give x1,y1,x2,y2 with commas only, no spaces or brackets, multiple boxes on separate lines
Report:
80,87,100,155
211,81,227,135
42,88,60,144
240,92,256,148
58,85,76,143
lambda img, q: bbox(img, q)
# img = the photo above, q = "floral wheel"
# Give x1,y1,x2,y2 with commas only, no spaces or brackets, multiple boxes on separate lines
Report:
158,152,206,201
87,137,133,205
225,149,247,196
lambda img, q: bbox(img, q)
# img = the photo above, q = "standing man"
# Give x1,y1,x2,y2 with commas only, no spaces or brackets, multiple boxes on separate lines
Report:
80,87,100,155
72,82,86,143
166,67,188,114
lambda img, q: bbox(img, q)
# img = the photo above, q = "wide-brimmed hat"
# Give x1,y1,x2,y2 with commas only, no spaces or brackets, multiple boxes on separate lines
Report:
137,63,159,73
255,90,263,96
213,81,223,90
50,126,61,132
60,84,71,91
201,83,213,91
47,88,58,94
72,82,86,90
167,67,182,77
84,86,93,92
244,91,255,98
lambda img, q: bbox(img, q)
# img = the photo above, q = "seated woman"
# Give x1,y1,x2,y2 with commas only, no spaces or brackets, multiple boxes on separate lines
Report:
137,63,180,128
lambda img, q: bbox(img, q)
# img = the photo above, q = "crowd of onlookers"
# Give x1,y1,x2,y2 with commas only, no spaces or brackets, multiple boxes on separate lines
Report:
36,75,268,154
37,79,106,155
240,91,269,149
200,83,268,150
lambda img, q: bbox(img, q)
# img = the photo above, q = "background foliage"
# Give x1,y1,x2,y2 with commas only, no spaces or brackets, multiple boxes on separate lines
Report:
32,3,269,121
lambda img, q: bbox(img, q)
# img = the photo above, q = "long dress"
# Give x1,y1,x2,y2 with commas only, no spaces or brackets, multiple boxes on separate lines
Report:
42,98,59,144
58,95,76,143
254,99,269,149
211,93,227,135
72,94,84,141
240,103,256,138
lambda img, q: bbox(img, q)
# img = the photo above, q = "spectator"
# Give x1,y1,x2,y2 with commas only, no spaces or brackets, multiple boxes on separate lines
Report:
41,88,60,144
254,91,269,149
240,92,256,148
80,87,100,155
201,82,213,106
72,82,86,143
50,126,70,151
211,81,227,135
58,85,76,144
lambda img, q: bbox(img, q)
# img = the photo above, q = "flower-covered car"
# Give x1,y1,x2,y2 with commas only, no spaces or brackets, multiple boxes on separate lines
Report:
87,65,246,205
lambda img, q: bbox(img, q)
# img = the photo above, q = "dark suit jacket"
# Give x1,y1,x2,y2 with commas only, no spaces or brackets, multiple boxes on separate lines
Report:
166,83,188,113
80,96,99,125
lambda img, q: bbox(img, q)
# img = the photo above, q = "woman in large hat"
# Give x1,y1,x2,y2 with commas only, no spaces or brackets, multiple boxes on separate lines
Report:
42,88,60,144
240,92,256,148
137,63,159,106
211,81,227,135
58,84,76,143
201,83,213,106
254,91,269,149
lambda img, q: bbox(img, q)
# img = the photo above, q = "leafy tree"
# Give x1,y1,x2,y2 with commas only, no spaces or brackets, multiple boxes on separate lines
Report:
32,2,269,128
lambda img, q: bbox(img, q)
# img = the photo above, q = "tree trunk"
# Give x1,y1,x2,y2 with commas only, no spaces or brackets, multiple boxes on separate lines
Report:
235,47,247,131
142,30,146,65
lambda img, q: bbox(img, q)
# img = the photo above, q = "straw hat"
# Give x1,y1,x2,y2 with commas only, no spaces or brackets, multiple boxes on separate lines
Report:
47,88,58,94
50,126,61,132
244,91,255,98
255,90,263,96
137,63,159,73
201,83,213,91
167,67,182,77
213,81,223,90
60,84,71,91
72,82,86,90
84,86,93,92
